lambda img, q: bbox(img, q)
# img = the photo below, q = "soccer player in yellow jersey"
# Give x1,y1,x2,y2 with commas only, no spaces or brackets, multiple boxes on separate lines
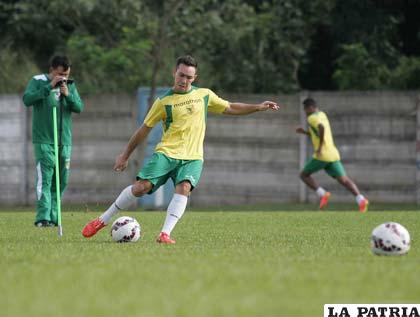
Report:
82,55,279,243
296,98,369,212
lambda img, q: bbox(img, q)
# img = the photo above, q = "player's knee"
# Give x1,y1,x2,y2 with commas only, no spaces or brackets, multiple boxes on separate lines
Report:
132,180,152,197
300,171,309,180
176,181,192,195
337,176,349,185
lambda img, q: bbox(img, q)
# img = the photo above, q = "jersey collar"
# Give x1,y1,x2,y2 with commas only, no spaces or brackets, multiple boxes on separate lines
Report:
171,86,198,95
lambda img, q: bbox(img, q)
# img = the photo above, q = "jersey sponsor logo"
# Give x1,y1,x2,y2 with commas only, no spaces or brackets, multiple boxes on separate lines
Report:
186,104,195,114
173,98,202,108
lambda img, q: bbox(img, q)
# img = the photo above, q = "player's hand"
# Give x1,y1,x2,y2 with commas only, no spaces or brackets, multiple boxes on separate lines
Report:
296,127,306,134
258,101,279,111
60,83,69,96
114,154,129,172
50,76,67,89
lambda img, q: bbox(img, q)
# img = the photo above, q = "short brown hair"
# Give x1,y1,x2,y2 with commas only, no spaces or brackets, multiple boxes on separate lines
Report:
176,55,198,69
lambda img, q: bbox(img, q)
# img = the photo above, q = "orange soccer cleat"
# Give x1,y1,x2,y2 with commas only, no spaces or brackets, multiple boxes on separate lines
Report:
156,232,176,244
358,199,369,213
82,218,106,238
319,192,331,210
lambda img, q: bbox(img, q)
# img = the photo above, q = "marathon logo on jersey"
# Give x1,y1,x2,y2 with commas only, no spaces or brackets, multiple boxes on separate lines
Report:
324,304,420,317
173,99,201,108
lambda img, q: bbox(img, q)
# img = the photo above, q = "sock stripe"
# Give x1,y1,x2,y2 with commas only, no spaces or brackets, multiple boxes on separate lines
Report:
114,203,123,210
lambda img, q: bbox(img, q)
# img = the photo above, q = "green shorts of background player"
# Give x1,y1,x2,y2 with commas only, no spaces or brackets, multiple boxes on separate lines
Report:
300,158,368,211
34,144,71,226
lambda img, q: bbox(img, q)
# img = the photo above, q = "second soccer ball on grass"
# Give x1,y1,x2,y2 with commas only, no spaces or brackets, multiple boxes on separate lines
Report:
370,222,410,256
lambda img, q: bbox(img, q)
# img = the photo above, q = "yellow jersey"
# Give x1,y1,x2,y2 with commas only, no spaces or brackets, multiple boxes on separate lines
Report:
307,111,340,162
144,87,229,160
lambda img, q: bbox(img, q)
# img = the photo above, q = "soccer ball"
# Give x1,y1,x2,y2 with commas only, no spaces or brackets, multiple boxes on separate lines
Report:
110,216,141,243
370,222,410,256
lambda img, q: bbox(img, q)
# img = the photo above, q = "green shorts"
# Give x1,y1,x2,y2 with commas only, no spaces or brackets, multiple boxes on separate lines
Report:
137,152,203,194
302,158,346,178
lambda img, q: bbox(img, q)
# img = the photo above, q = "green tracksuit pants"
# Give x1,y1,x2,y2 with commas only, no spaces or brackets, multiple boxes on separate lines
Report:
34,144,71,225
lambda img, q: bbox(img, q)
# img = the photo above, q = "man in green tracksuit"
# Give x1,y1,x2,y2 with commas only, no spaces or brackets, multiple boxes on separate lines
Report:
23,55,84,227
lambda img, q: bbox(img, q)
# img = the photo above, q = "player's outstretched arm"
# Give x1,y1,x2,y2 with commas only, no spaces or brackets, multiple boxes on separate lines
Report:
296,126,310,136
223,101,279,115
114,124,152,172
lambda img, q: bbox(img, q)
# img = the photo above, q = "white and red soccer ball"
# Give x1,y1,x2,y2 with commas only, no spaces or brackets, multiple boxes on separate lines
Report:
371,222,410,256
111,216,141,243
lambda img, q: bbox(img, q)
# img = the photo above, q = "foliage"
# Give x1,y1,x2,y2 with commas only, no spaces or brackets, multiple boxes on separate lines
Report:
333,43,420,90
330,0,402,66
0,0,419,94
0,0,86,68
67,34,152,94
299,0,419,90
0,47,40,93
333,43,390,90
389,56,420,89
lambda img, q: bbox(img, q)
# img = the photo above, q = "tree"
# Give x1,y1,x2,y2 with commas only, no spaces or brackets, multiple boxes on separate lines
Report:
332,43,389,90
143,0,186,107
389,56,420,89
1,0,419,94
0,0,86,68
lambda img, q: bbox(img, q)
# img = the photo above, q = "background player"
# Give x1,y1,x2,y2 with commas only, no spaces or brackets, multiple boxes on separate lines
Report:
296,97,369,212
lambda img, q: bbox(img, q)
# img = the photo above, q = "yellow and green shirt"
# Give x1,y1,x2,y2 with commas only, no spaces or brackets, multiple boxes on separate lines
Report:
307,111,340,162
144,87,229,160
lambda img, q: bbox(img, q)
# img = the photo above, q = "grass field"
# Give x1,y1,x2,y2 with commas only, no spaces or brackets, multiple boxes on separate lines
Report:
0,207,419,317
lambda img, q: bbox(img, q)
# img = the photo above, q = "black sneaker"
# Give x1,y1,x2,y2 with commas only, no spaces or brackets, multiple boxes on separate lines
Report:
35,220,53,227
